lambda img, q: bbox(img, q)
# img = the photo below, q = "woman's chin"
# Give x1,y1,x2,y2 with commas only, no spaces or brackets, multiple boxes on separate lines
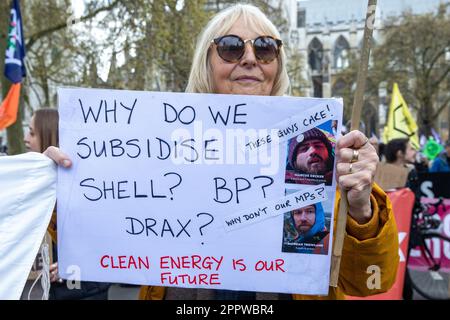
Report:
229,85,270,96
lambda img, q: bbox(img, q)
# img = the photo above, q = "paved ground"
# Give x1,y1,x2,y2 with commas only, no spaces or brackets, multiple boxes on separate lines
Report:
21,281,140,300
108,284,140,300
22,280,427,300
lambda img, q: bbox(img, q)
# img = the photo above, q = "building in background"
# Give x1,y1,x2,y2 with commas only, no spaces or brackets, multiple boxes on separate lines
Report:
285,0,445,136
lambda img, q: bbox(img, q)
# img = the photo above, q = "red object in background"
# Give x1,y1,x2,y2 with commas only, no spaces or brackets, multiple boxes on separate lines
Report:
0,83,21,130
346,188,414,300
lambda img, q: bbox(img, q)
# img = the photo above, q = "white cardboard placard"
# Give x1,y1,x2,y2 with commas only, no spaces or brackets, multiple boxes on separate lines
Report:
57,88,342,295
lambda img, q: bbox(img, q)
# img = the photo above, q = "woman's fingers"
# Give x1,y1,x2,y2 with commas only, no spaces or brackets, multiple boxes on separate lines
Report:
337,130,369,149
49,262,58,272
337,147,370,164
336,130,378,179
43,146,72,168
334,130,379,223
336,157,377,177
49,262,59,283
337,170,373,191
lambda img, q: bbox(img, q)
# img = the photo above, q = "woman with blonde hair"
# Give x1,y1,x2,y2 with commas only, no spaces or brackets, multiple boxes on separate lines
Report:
185,4,289,96
45,4,398,300
139,4,398,300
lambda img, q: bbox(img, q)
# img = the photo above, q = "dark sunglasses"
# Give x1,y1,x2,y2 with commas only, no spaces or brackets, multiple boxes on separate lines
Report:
212,34,282,64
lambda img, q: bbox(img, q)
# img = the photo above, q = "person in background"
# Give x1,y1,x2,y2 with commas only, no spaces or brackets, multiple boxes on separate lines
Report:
430,139,450,172
24,108,59,153
24,108,111,300
414,152,429,173
384,138,418,190
384,138,416,169
377,142,385,161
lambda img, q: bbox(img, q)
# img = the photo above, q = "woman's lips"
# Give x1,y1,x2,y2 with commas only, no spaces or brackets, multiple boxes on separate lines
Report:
234,76,261,82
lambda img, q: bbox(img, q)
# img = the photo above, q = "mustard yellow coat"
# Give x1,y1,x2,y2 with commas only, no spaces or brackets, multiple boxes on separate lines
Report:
139,183,399,300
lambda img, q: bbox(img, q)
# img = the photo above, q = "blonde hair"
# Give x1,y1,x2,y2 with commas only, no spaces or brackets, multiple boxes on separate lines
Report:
186,4,290,96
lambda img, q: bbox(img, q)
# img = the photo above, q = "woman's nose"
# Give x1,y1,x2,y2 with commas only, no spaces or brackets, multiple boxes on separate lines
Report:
239,42,257,67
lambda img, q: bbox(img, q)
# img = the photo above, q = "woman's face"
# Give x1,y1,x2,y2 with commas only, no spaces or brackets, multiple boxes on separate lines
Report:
210,18,278,96
24,115,41,152
404,142,417,164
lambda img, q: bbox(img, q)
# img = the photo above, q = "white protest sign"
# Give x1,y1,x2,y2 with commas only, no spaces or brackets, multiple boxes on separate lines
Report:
57,88,342,295
0,153,56,300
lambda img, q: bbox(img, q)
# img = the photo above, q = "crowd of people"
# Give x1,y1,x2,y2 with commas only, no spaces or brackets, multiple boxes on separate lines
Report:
370,136,450,176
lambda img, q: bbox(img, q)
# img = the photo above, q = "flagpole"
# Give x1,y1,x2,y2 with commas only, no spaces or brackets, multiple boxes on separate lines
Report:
1,0,26,155
330,0,377,287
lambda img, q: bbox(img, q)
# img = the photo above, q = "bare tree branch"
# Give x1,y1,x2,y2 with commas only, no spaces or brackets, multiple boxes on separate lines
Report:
425,46,449,78
26,0,122,50
432,65,450,89
432,95,450,119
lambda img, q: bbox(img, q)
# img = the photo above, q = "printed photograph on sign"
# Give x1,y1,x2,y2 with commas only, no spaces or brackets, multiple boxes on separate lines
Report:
281,191,333,255
285,120,337,186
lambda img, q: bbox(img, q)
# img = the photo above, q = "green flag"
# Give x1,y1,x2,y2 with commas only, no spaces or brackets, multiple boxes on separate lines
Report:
422,137,443,160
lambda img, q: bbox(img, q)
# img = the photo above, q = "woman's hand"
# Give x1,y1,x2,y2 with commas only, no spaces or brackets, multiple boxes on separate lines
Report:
336,130,379,224
43,146,72,168
44,146,68,285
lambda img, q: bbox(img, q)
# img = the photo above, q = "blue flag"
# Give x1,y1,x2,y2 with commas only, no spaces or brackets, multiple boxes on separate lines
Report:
4,0,26,84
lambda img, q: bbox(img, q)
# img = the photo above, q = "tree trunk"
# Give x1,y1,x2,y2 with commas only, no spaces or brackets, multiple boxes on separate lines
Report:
419,97,433,138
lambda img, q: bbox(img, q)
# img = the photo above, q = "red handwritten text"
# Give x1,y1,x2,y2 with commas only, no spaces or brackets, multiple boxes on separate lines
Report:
100,255,150,270
160,255,223,271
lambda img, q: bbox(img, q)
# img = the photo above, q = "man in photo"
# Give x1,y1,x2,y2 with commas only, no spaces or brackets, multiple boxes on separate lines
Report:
283,202,329,254
286,127,334,185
